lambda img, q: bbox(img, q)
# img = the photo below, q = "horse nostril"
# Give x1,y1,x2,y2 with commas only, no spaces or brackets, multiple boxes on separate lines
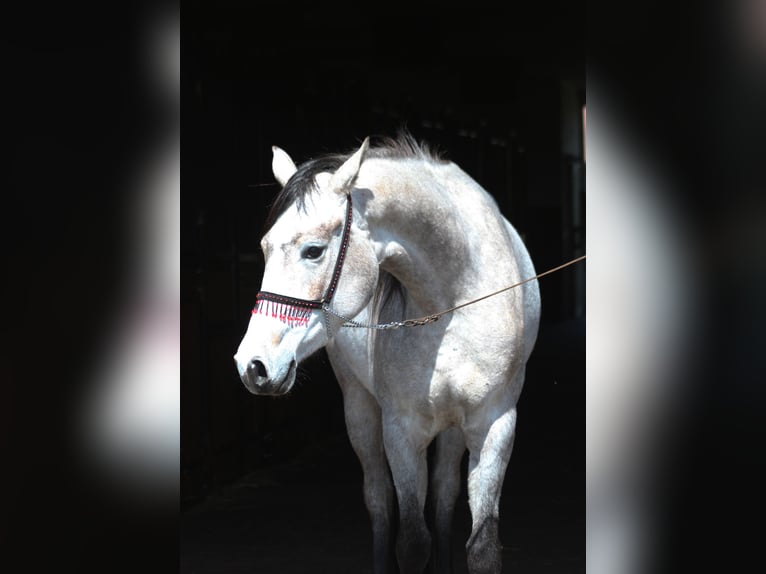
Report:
250,359,267,379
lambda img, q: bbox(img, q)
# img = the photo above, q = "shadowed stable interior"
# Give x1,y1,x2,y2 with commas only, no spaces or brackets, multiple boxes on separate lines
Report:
183,2,584,572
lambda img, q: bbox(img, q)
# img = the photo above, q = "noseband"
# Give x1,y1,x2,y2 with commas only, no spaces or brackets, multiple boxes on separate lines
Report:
252,194,353,328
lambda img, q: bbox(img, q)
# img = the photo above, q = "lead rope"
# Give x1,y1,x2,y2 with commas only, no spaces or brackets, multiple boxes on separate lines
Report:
322,254,586,330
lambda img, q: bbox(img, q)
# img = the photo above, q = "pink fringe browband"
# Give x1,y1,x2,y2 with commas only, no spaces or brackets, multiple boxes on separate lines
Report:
252,299,313,328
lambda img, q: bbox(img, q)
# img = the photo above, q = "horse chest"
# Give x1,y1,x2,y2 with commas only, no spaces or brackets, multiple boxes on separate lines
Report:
331,329,456,405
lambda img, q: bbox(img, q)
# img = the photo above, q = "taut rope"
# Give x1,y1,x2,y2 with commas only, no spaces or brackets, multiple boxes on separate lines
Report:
323,254,586,330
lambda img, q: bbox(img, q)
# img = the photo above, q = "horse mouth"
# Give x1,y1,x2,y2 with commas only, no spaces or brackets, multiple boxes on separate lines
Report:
273,360,297,395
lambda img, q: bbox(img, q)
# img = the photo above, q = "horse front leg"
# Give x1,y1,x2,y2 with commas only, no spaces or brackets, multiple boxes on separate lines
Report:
339,379,395,574
430,426,466,574
383,415,432,574
464,405,517,574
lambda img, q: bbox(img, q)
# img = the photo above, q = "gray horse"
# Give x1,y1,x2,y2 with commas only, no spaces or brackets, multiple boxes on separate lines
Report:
235,134,540,574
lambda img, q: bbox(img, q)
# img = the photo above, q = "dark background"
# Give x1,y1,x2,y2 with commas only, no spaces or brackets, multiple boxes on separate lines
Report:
2,0,762,573
182,1,585,572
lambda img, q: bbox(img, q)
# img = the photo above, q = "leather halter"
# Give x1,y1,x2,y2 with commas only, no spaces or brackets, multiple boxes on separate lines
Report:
252,194,353,326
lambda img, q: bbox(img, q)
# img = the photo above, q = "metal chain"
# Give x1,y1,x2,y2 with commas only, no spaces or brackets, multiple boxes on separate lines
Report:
322,304,439,330
323,254,586,330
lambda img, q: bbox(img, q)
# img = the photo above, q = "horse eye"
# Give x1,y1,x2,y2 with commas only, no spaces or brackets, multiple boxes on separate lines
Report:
302,245,325,260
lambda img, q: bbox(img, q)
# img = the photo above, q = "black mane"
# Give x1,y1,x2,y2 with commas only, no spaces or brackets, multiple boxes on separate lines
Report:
264,154,346,231
263,132,445,232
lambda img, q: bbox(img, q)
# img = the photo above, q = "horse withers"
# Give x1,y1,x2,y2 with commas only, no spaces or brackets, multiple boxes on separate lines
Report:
234,134,541,574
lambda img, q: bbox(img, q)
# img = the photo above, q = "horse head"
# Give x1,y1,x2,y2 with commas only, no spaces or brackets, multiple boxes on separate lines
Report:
234,138,378,395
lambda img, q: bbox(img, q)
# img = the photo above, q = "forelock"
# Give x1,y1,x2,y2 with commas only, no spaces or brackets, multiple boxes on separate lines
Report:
264,155,346,232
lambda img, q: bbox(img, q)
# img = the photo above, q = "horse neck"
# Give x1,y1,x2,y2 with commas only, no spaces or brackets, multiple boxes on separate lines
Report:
359,159,498,314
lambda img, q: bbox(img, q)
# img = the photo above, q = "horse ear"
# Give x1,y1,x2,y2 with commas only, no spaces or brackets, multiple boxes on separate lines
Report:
272,145,297,187
329,137,370,194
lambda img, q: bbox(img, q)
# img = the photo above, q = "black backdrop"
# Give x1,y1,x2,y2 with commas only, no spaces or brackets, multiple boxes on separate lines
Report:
4,0,764,572
182,1,584,571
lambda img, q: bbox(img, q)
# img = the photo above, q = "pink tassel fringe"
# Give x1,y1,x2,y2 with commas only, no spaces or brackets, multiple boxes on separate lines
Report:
252,299,312,328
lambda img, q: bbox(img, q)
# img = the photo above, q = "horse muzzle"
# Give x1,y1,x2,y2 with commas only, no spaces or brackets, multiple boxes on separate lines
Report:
236,356,297,396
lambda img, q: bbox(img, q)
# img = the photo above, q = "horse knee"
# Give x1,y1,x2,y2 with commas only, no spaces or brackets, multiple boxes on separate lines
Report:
364,472,394,515
431,464,462,503
466,515,501,574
